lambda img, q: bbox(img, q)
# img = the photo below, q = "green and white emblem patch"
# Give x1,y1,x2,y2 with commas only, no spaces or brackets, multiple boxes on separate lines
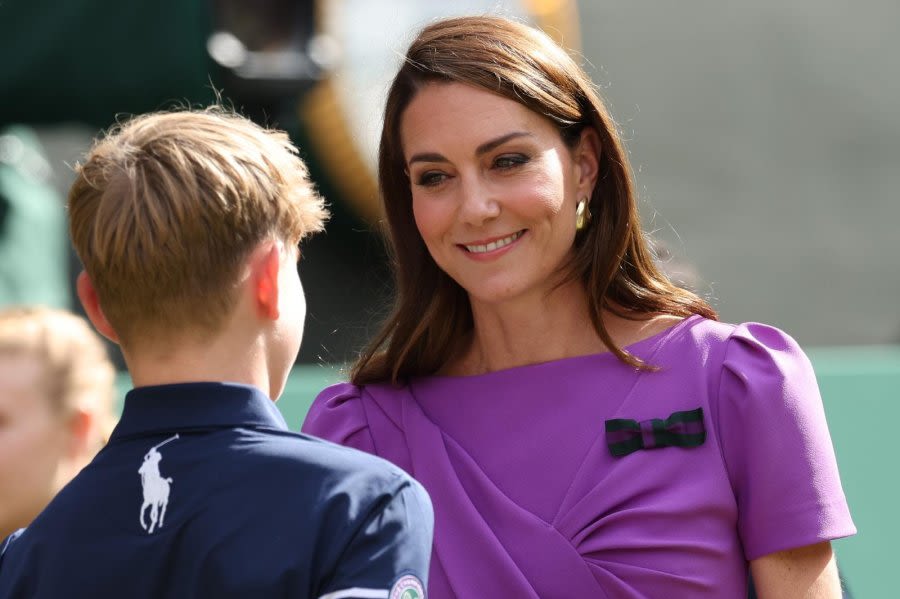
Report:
389,574,425,599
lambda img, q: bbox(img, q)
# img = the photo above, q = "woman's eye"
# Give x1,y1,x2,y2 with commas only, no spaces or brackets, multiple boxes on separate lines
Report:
416,172,448,187
494,154,529,169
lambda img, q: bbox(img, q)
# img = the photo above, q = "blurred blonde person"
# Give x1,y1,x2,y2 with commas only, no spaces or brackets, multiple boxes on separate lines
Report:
0,307,115,540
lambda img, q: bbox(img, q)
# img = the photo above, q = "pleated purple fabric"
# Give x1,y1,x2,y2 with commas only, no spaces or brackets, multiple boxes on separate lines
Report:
303,316,855,598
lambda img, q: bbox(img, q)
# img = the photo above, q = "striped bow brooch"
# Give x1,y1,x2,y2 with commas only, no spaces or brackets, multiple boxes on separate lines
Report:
605,408,706,457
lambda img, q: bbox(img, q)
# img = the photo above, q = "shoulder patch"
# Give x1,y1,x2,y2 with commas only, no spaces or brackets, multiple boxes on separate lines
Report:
389,574,425,599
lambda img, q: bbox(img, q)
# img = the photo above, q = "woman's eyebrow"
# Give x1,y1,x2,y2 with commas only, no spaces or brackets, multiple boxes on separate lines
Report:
407,152,448,166
407,131,533,166
475,131,532,156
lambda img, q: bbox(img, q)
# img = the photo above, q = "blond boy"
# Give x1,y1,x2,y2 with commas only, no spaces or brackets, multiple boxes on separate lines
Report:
0,109,432,599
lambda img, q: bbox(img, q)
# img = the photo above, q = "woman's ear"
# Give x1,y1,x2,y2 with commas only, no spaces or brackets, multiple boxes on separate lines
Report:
76,271,120,344
574,127,602,198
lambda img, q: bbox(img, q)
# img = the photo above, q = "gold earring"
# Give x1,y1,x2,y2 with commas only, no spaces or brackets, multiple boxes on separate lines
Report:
575,198,591,231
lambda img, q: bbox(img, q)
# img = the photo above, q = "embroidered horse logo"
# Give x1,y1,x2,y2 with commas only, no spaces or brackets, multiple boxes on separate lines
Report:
138,434,179,534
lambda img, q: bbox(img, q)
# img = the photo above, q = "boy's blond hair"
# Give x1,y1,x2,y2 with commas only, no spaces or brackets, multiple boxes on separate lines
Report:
0,306,117,447
68,108,328,346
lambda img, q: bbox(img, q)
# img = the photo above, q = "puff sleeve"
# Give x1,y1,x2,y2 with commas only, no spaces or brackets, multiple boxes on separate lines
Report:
302,382,377,454
714,323,855,560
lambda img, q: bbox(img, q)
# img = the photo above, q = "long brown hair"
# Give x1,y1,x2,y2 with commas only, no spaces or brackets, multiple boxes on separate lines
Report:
352,16,716,385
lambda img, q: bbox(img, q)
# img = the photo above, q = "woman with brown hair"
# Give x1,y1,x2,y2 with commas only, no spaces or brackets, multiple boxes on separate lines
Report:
304,15,854,597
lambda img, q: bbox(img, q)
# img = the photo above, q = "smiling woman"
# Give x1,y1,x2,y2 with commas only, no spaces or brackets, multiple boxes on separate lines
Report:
403,82,598,318
302,15,856,598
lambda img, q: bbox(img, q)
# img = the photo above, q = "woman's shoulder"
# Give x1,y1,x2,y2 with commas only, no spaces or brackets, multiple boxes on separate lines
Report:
302,382,364,444
696,319,812,373
312,381,365,407
311,380,412,403
676,318,822,421
648,317,815,394
302,381,410,444
668,316,807,359
705,321,853,557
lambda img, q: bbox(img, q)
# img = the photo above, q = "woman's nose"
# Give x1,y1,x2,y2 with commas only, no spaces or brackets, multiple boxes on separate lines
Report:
458,178,500,225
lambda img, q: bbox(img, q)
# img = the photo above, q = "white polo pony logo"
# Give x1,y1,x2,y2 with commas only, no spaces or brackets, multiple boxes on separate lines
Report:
138,434,179,534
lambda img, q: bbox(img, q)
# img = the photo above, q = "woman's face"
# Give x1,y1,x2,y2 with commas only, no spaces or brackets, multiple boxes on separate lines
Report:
0,354,72,539
401,81,598,306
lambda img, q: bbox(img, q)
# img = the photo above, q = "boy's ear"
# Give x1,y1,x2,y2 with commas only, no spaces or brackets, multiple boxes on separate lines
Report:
76,271,120,344
254,244,281,321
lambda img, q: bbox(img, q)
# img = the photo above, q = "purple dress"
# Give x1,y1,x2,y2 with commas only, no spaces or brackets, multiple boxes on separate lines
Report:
303,316,855,598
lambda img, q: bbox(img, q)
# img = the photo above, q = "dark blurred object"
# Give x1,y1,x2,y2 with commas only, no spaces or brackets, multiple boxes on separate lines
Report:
0,0,332,128
0,0,214,128
0,0,377,365
208,0,335,119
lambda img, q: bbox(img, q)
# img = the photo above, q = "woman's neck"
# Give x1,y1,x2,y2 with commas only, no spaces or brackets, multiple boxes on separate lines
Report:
445,283,685,377
448,280,603,376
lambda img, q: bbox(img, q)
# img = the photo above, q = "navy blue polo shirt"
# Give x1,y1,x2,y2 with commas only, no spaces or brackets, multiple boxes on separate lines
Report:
0,383,433,599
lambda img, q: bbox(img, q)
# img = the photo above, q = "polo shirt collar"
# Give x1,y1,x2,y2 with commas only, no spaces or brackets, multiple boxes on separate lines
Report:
111,382,288,440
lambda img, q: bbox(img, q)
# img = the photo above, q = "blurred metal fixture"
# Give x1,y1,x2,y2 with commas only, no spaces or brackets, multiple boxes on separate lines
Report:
207,0,335,102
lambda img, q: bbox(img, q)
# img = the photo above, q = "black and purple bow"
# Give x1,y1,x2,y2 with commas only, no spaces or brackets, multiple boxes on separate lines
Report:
605,408,706,457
